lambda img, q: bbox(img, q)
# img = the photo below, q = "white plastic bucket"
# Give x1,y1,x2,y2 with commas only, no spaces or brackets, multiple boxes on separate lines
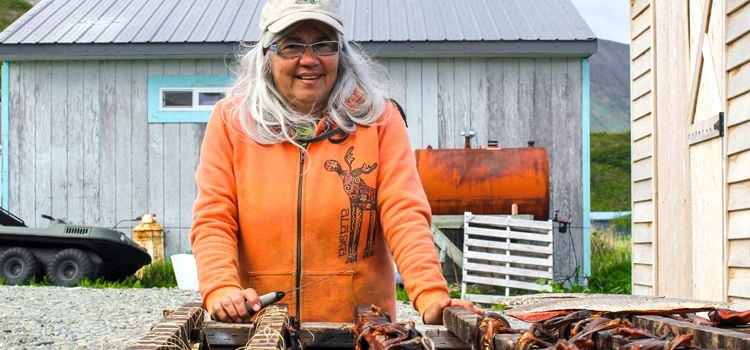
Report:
171,254,199,291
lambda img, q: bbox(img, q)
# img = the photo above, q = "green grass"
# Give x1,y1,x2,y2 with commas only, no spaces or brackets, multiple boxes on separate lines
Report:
0,260,178,288
533,227,631,295
396,283,409,302
588,228,632,294
590,131,631,211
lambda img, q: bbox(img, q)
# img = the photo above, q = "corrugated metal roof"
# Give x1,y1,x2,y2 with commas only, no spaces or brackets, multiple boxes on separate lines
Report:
0,0,596,59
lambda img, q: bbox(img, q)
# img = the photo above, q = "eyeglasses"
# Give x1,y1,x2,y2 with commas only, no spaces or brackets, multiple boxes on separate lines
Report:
269,41,340,57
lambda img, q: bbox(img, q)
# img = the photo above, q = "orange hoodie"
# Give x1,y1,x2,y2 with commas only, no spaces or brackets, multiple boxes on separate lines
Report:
191,98,449,323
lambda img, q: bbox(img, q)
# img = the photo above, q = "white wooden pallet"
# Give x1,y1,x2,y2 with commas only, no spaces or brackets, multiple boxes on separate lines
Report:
461,212,553,302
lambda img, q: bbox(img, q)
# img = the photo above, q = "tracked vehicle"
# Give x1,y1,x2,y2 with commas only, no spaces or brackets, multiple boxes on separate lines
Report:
0,208,151,286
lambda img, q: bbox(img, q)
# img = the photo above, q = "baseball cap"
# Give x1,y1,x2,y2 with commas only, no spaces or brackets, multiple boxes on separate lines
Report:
259,0,345,46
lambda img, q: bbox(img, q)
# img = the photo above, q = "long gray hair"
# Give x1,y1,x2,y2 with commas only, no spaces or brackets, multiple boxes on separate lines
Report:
229,24,390,146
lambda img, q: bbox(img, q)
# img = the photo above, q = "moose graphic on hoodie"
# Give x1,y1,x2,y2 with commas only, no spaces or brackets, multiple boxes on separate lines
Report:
325,147,378,263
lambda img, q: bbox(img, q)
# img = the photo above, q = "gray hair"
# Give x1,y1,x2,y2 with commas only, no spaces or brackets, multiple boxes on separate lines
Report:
228,27,391,147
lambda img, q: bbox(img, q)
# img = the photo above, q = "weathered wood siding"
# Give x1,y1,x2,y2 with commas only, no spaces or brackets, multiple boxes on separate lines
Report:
633,0,750,308
381,57,585,282
7,59,225,256
630,0,657,296
7,56,584,273
726,0,750,309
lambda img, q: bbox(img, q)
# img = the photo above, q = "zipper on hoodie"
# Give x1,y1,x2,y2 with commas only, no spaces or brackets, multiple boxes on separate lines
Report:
295,148,305,318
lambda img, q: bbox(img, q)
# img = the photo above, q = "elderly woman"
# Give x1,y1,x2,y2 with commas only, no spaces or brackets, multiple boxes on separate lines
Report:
190,0,483,325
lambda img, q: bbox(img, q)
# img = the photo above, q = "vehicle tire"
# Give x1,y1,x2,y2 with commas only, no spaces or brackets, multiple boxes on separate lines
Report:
46,248,95,286
0,247,40,285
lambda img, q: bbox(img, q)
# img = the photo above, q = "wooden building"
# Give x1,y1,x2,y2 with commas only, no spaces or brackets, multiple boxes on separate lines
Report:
0,0,596,283
630,0,750,308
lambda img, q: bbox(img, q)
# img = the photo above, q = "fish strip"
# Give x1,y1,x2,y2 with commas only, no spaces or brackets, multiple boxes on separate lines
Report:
506,295,730,322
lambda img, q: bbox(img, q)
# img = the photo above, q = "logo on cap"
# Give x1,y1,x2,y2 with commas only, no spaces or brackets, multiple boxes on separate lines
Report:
295,0,319,4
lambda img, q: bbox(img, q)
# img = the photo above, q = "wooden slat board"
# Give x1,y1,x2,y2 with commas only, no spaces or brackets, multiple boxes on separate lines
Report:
50,62,67,221
728,239,750,267
728,181,750,211
727,121,750,156
632,157,653,182
632,222,654,244
632,48,652,80
728,61,750,99
727,30,750,71
632,135,653,162
728,90,750,127
632,5,652,39
462,213,553,296
464,227,553,243
632,92,653,120
728,0,750,14
466,215,553,232
632,200,654,223
464,251,552,267
633,263,654,286
727,2,750,43
728,267,750,299
463,261,552,279
465,238,553,255
66,61,84,223
632,113,652,141
728,209,750,239
34,62,52,226
728,150,750,184
632,178,653,202
632,242,654,264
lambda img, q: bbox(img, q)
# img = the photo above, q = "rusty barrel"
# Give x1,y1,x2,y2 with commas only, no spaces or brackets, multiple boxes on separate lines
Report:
414,147,550,219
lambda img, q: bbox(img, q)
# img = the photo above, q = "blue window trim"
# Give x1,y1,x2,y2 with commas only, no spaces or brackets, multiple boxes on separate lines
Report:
148,76,235,123
582,58,591,277
2,61,9,209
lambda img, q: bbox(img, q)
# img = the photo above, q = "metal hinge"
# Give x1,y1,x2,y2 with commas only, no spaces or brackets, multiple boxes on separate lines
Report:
714,111,724,137
687,112,724,145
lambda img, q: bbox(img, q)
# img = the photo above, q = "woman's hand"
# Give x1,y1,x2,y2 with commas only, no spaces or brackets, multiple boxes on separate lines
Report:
422,298,485,325
211,288,261,323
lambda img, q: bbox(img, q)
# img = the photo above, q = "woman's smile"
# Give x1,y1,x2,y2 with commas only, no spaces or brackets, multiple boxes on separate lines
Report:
270,21,339,114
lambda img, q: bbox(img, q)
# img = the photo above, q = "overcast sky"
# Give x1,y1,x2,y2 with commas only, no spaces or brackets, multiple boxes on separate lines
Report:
568,0,630,44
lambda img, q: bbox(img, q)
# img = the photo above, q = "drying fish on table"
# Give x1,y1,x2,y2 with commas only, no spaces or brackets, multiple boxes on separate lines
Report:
354,305,431,350
474,312,520,350
505,295,730,323
493,293,632,309
708,308,750,326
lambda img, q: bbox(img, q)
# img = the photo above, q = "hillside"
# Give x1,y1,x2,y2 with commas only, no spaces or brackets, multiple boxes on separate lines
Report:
590,131,631,211
0,0,31,32
589,40,631,133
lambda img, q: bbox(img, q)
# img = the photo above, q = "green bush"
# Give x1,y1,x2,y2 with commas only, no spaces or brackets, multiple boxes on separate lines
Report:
588,228,631,294
590,131,631,211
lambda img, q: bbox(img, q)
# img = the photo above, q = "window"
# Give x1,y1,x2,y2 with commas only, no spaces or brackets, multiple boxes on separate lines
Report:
160,88,229,111
148,76,236,123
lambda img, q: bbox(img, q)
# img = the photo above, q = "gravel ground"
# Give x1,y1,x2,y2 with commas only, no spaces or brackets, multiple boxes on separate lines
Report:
0,285,425,349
